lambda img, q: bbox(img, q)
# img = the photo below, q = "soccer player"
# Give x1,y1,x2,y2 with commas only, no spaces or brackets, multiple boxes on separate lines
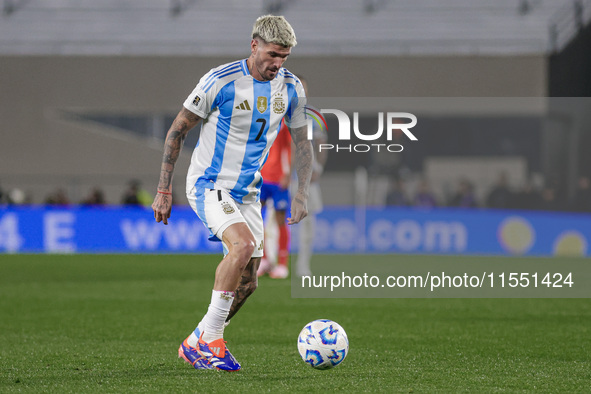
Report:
151,15,312,372
258,118,292,279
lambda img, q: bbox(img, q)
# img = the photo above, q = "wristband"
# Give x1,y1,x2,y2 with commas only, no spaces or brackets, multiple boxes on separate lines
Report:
157,191,172,195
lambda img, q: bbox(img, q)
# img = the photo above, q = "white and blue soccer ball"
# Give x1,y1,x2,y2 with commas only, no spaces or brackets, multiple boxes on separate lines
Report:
297,319,349,370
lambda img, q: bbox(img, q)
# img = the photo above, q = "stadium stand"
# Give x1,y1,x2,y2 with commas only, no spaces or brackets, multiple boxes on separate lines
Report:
0,0,586,56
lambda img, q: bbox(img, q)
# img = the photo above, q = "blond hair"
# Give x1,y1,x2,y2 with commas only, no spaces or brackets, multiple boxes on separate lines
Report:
252,15,297,48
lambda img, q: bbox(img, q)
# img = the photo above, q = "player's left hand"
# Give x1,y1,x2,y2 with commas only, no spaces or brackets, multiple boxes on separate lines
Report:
288,191,308,225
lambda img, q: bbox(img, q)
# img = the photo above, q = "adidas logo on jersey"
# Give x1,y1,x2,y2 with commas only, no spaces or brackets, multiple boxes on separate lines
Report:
235,100,251,111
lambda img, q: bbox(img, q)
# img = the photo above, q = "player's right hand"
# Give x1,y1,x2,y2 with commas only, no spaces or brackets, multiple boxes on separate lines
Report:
152,192,172,225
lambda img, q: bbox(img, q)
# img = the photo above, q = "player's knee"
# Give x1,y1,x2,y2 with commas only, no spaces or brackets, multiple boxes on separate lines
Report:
231,239,256,266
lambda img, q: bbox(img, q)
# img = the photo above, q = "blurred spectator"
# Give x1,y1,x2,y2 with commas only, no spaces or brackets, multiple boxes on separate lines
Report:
385,178,409,206
448,179,478,208
571,176,591,212
413,179,438,208
486,172,513,209
512,181,541,210
45,188,71,206
8,188,30,205
121,180,151,206
122,181,140,205
1,183,30,205
538,186,562,211
81,187,106,206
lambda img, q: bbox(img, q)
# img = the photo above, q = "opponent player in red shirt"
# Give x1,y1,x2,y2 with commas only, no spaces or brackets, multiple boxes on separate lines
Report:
258,119,292,278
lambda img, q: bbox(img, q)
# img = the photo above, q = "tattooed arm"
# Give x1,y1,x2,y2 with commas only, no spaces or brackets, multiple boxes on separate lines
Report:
152,107,202,225
287,124,314,225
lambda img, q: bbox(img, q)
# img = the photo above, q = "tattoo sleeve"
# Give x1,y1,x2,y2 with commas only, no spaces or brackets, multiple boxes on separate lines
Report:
157,108,202,191
289,125,314,197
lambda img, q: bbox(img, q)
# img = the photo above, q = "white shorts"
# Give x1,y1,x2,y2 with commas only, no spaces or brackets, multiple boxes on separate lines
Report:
187,186,264,257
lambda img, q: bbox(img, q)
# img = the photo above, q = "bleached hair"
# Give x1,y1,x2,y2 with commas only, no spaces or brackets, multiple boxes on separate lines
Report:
252,15,297,48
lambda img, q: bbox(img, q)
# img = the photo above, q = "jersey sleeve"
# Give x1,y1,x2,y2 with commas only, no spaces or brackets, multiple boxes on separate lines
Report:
182,73,217,119
284,81,307,129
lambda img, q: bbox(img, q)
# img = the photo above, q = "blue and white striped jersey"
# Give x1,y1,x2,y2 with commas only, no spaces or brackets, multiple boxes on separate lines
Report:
183,59,307,204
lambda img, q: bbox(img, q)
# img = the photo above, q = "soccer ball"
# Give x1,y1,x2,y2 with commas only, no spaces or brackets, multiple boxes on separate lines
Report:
297,319,349,370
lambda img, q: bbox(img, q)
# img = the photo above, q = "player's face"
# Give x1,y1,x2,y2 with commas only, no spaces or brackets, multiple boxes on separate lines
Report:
250,39,291,81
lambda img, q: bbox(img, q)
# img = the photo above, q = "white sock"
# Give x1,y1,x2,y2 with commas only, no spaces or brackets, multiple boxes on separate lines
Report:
188,321,204,347
187,319,231,347
200,290,234,343
187,331,199,348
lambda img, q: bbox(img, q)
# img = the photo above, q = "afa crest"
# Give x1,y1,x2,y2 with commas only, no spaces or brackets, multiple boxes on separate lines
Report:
221,202,235,214
257,96,267,113
273,93,286,114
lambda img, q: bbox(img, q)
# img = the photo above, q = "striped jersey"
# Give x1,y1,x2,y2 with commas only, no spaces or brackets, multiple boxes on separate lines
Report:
183,59,306,204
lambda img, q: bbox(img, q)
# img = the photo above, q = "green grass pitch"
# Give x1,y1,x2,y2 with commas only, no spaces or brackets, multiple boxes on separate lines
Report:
0,254,589,392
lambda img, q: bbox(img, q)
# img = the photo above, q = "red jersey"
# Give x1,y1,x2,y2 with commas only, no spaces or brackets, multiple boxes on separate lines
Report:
261,122,292,184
